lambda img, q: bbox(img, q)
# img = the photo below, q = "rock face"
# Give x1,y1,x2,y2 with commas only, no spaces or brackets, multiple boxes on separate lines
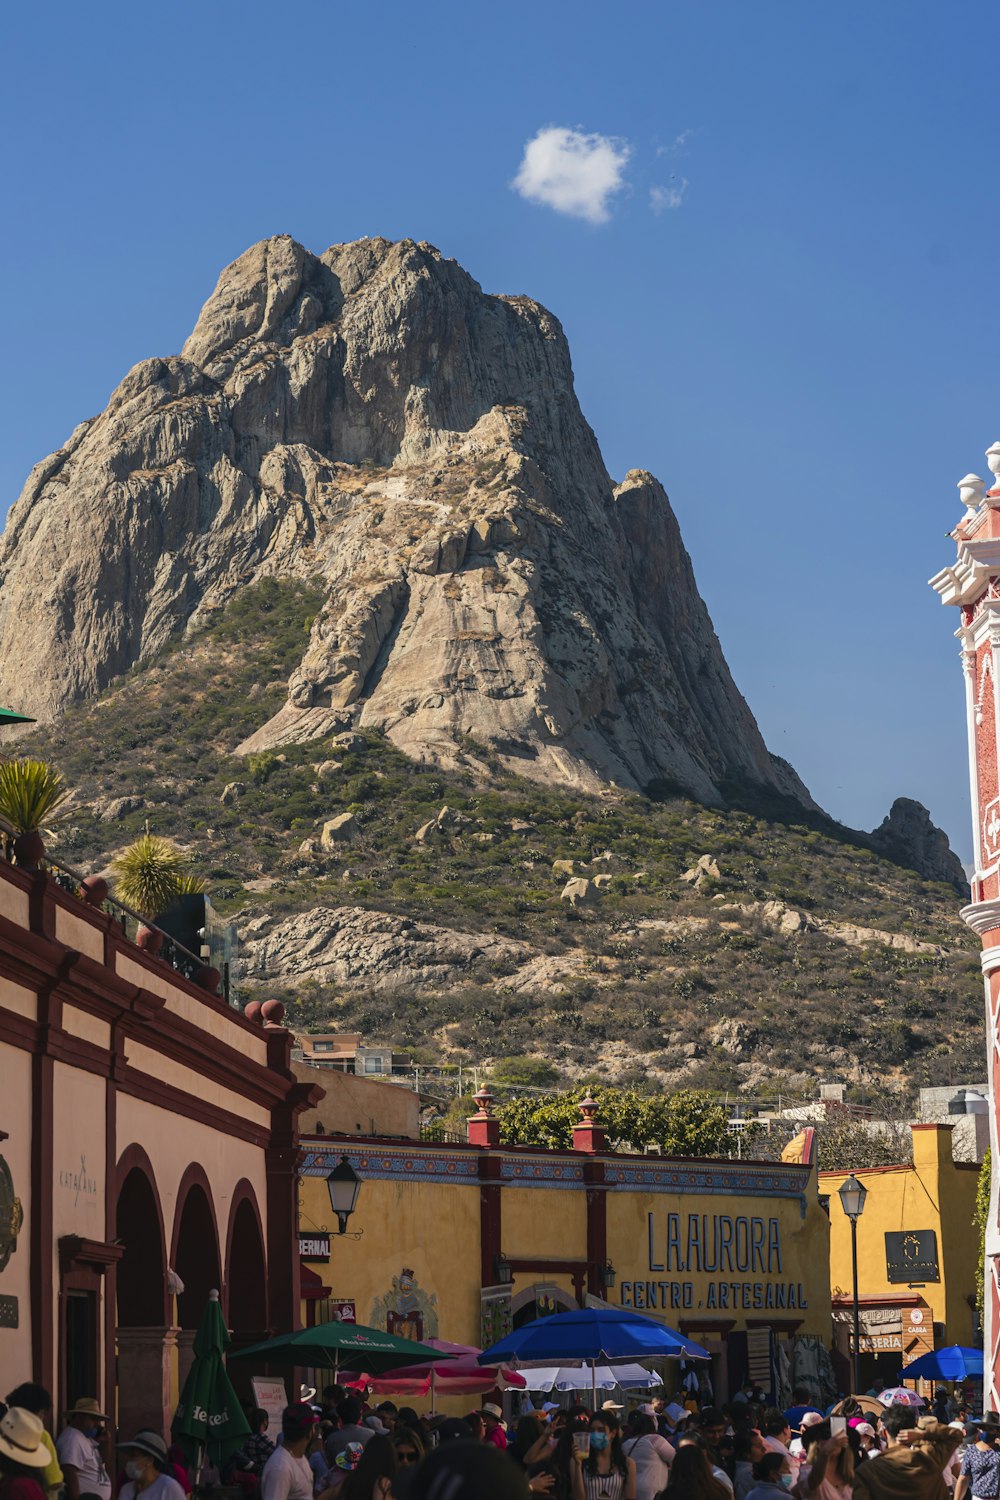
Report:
0,233,814,805
869,799,968,896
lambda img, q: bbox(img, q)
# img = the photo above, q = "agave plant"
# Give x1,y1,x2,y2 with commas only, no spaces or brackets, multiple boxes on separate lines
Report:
0,758,70,868
0,758,68,835
111,834,187,920
173,872,208,897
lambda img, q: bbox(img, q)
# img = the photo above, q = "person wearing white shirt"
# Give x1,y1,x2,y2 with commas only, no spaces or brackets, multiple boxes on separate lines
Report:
761,1412,799,1488
56,1401,111,1500
262,1404,339,1500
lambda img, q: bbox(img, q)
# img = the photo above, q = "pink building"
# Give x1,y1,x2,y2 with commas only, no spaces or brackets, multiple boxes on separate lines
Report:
931,449,1000,1408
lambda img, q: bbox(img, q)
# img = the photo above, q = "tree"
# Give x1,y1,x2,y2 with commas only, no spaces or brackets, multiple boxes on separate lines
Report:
490,1057,561,1090
494,1086,733,1157
815,1114,913,1173
975,1147,991,1318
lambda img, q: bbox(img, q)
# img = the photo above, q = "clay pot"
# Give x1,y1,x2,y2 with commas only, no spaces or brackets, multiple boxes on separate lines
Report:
196,965,222,995
81,875,109,906
261,999,286,1027
13,831,45,870
243,1001,263,1024
136,924,163,956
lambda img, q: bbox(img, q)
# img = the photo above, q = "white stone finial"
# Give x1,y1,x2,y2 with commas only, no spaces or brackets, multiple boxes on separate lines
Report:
987,443,1000,487
959,473,987,516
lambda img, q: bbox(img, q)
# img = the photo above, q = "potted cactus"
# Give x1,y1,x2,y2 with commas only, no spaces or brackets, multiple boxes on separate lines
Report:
111,834,187,955
0,758,69,869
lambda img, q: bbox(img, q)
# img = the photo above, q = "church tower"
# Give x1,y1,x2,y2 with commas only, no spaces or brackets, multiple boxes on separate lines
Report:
931,444,1000,1409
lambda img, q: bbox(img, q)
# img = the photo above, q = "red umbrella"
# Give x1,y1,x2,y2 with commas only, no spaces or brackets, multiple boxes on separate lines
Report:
347,1339,526,1399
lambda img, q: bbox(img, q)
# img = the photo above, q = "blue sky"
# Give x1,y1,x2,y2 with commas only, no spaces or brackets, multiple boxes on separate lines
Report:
2,0,996,860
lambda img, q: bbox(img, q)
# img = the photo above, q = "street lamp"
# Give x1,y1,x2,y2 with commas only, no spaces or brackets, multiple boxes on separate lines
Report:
326,1156,361,1235
494,1252,512,1285
838,1174,868,1394
600,1260,617,1291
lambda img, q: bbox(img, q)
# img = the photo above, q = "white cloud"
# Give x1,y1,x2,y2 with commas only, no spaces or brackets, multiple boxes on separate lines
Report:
650,178,688,213
512,126,632,224
657,129,695,157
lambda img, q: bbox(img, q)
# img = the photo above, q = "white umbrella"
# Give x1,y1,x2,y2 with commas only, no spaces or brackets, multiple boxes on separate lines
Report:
523,1364,663,1392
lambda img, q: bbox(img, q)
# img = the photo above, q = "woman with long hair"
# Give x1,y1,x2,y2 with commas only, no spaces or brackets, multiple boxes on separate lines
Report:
799,1431,854,1500
571,1413,636,1500
390,1428,424,1472
655,1444,730,1500
337,1437,395,1500
620,1413,673,1500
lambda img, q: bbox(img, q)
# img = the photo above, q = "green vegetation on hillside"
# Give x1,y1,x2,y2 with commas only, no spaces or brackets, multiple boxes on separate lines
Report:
23,579,983,1096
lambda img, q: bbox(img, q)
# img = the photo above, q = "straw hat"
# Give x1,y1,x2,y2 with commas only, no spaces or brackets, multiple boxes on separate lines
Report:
65,1398,108,1420
0,1409,50,1468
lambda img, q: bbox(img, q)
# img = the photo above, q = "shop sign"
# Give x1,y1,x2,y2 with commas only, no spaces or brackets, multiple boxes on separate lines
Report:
619,1211,807,1312
885,1231,939,1284
0,1295,18,1328
299,1233,331,1261
250,1378,287,1441
328,1300,356,1323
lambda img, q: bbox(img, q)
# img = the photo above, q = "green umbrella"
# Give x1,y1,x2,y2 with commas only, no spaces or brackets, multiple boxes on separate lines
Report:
172,1291,250,1472
230,1318,456,1378
0,707,35,726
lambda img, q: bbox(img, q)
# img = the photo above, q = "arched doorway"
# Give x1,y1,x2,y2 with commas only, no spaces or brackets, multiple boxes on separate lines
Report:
172,1168,222,1392
225,1185,268,1397
114,1149,169,1437
511,1284,577,1327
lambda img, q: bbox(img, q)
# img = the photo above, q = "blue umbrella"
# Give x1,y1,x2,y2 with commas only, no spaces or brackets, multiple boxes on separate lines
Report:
478,1306,710,1405
899,1345,984,1381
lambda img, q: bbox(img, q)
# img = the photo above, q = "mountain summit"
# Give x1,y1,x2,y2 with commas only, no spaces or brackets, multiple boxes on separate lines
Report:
0,233,808,805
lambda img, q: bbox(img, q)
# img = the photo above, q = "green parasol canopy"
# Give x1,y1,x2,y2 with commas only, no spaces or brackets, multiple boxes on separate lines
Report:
172,1291,250,1470
230,1317,456,1377
0,707,35,726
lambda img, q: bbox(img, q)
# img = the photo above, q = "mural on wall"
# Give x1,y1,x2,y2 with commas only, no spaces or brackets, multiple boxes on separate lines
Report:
370,1268,438,1342
0,1153,23,1273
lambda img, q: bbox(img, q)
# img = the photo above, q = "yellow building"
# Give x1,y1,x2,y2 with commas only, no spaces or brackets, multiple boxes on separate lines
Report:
297,1099,832,1402
820,1123,980,1390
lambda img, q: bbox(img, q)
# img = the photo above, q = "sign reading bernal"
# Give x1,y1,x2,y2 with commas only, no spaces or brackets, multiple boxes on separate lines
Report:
885,1230,940,1284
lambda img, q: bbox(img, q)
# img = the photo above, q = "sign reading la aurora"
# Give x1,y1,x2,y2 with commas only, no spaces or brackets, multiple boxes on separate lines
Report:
618,1212,809,1313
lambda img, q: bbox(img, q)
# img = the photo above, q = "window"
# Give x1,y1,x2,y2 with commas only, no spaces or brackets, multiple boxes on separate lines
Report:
364,1057,384,1074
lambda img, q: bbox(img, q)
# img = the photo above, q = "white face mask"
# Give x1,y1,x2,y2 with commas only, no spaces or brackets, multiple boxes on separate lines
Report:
125,1462,146,1482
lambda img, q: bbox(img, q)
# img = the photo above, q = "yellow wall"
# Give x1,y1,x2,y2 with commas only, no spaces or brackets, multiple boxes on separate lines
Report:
820,1124,979,1346
606,1186,831,1338
299,1149,832,1353
301,1175,483,1342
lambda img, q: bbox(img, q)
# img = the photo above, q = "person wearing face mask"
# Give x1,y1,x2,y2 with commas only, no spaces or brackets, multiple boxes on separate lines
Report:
115,1433,185,1500
570,1414,636,1500
740,1453,792,1498
56,1401,111,1500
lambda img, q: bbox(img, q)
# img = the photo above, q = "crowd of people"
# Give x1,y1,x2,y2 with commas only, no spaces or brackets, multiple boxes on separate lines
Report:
0,1380,996,1500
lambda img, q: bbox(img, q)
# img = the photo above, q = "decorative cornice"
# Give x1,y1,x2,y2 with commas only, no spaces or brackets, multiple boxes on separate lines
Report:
961,899,1000,937
931,539,1000,607
300,1141,812,1198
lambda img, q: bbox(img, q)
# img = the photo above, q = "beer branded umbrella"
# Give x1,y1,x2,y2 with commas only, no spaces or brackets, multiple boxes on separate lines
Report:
172,1291,250,1471
231,1318,456,1377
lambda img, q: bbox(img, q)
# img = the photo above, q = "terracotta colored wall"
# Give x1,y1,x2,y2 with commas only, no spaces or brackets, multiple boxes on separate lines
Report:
293,1061,420,1139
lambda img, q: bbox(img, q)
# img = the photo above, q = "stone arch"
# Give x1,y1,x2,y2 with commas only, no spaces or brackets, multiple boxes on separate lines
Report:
171,1163,222,1331
510,1283,577,1327
115,1145,168,1328
224,1180,268,1344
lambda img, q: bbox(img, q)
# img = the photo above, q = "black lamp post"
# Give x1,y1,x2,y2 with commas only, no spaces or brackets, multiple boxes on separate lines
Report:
326,1156,361,1235
838,1173,868,1394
